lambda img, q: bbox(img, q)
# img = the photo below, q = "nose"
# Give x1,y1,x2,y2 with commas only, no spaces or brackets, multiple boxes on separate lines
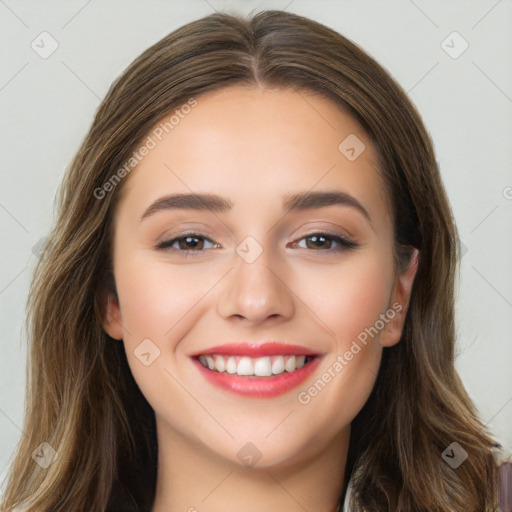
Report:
216,242,295,326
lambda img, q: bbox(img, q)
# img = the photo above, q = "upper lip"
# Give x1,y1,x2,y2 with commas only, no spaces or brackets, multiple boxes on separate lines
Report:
190,342,320,358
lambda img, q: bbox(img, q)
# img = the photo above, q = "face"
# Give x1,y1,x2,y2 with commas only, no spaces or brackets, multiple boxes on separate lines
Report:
102,86,418,469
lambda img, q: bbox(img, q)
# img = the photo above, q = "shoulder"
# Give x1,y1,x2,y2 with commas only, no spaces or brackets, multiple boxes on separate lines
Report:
340,479,353,511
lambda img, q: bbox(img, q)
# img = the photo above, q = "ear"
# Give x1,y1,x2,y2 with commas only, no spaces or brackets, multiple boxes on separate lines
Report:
100,290,124,341
380,248,420,348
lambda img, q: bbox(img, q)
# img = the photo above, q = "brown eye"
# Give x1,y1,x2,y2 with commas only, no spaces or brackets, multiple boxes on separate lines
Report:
176,236,205,251
156,234,218,252
293,233,358,251
304,234,333,250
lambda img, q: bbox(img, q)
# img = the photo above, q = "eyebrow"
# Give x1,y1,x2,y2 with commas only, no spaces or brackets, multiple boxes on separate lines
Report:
140,190,371,223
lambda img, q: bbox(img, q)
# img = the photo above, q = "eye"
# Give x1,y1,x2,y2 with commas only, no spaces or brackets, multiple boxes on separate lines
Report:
155,231,358,255
291,232,358,252
156,233,219,253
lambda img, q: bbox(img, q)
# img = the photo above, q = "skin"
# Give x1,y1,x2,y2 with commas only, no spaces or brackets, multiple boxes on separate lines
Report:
102,86,419,512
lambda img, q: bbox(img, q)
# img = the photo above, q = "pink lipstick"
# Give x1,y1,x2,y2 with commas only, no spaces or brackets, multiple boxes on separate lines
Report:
190,342,322,398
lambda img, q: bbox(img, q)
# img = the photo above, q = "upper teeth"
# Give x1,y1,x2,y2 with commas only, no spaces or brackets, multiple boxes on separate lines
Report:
198,354,307,376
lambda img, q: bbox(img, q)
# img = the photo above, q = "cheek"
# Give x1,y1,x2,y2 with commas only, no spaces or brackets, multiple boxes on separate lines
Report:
113,251,212,345
112,254,214,436
294,251,394,351
292,252,393,419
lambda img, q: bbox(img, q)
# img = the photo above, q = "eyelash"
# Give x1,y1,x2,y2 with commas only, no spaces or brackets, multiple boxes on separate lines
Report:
155,231,358,255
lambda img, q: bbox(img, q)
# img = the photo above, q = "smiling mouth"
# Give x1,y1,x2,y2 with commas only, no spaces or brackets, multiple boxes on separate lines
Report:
196,354,317,377
192,343,323,398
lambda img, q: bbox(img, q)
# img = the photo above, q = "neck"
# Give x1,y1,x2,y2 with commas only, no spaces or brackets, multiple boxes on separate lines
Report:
151,420,349,512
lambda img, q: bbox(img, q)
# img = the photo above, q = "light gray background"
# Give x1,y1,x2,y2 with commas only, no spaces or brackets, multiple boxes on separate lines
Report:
1,0,511,488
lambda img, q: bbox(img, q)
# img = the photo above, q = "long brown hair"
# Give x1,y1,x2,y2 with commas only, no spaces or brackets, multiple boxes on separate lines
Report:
0,10,499,511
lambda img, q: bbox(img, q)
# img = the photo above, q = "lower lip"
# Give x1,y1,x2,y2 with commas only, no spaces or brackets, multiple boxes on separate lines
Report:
192,357,322,398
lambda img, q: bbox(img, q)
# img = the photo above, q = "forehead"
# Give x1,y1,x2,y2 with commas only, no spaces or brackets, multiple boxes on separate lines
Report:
115,86,391,232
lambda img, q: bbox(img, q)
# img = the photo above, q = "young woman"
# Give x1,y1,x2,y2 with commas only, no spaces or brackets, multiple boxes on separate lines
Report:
0,9,500,512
